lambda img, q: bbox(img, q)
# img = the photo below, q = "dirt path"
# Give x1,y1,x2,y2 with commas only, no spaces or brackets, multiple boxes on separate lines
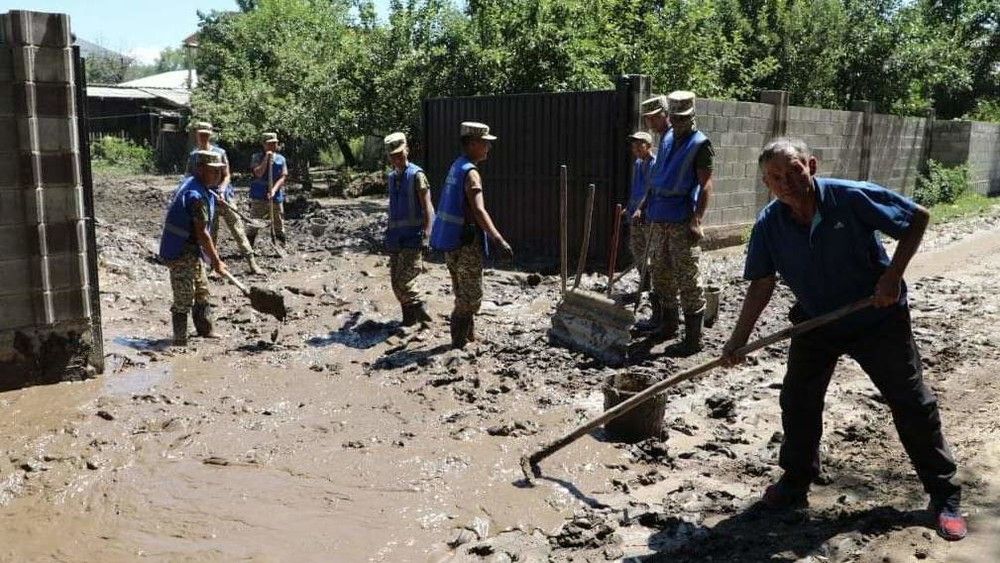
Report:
0,176,998,562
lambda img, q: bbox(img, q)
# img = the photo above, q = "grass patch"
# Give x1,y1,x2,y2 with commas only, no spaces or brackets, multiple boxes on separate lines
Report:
929,192,999,225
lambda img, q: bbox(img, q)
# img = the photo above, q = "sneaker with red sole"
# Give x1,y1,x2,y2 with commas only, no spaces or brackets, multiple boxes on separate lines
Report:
757,480,809,510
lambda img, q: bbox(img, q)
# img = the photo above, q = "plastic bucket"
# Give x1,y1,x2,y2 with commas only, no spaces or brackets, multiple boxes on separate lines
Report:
602,372,667,442
704,285,721,328
309,216,329,237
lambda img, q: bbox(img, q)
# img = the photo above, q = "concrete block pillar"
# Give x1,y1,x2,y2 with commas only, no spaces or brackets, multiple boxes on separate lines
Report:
0,9,101,387
760,90,789,139
852,100,875,181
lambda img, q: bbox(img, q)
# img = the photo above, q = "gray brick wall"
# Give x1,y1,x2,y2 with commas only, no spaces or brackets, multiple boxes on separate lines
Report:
869,115,927,196
966,121,1000,196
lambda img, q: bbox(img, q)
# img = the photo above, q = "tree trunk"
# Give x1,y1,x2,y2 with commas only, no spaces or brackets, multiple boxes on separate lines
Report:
335,134,357,168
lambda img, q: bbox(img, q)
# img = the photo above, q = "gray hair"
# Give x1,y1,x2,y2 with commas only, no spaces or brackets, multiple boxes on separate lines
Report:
758,137,812,166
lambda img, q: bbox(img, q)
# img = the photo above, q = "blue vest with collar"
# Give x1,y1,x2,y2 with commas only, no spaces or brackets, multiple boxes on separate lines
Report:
386,162,428,251
159,176,216,261
430,155,477,252
647,129,707,223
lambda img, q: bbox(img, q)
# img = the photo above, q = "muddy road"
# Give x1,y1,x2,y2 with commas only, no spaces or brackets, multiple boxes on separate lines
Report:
0,175,998,562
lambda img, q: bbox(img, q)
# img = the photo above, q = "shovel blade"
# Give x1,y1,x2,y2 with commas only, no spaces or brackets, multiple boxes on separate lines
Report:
250,286,287,320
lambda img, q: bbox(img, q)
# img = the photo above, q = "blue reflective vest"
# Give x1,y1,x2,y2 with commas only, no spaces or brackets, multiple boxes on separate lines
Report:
628,154,656,216
647,130,708,223
249,153,287,202
158,176,216,261
386,163,429,251
186,145,233,199
430,156,477,252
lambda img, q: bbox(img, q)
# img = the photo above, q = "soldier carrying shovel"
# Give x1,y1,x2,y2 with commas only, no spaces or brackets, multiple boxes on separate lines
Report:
159,150,230,346
186,122,262,274
247,132,289,250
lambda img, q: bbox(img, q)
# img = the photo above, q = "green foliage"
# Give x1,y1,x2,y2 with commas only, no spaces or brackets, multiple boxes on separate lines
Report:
929,192,998,224
190,0,1000,165
914,160,970,207
90,136,155,175
154,47,189,73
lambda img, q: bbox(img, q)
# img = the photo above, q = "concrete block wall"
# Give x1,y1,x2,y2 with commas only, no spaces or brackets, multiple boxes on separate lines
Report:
928,121,971,167
0,10,99,388
787,106,864,180
695,99,775,227
869,115,927,196
966,121,1000,196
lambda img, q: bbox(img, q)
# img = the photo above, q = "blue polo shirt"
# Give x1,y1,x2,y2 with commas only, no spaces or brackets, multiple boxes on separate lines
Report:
744,177,918,334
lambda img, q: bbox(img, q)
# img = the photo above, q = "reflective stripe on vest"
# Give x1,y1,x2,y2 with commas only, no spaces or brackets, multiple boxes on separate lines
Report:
430,156,476,252
158,176,216,261
385,163,427,251
647,130,707,223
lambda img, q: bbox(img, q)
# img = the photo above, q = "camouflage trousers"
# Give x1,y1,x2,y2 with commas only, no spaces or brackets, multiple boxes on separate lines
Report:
167,250,210,314
630,223,652,270
247,199,285,239
445,235,484,317
389,248,425,306
211,197,254,256
649,221,705,315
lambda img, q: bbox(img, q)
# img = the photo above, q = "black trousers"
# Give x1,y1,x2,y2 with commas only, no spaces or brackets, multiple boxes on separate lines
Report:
779,304,960,503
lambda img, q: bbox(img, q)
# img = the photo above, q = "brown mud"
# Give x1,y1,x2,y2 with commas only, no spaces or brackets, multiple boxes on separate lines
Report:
0,175,998,562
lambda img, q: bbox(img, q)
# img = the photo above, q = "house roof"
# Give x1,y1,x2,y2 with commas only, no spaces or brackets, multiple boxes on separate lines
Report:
120,70,198,89
86,85,191,108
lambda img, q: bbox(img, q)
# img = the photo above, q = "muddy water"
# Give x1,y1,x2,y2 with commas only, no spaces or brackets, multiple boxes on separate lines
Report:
0,343,626,562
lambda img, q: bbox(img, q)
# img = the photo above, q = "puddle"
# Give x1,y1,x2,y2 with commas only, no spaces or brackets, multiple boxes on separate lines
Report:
306,311,399,349
103,365,172,396
112,336,172,352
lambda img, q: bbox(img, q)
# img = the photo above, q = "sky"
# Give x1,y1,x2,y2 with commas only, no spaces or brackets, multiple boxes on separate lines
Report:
1,0,391,63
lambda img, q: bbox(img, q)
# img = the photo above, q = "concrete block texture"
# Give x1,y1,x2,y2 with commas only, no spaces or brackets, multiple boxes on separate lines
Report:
44,219,83,254
12,46,75,84
45,251,86,291
13,82,75,118
0,150,19,188
7,11,71,48
17,116,77,152
18,151,80,187
0,292,36,329
0,48,12,81
0,81,12,116
0,257,37,297
49,287,89,322
0,223,40,259
41,185,83,222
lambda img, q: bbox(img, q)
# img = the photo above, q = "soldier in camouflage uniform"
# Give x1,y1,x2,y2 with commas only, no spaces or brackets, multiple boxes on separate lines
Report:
430,122,514,348
247,132,289,249
186,122,262,274
626,131,656,293
634,92,715,355
159,151,230,346
384,132,435,326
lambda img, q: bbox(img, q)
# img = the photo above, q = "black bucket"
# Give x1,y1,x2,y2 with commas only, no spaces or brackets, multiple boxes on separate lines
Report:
602,372,667,442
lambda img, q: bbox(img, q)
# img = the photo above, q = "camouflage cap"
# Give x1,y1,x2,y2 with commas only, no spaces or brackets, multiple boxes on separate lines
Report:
384,132,407,155
460,121,497,140
193,121,213,134
192,149,226,168
667,90,696,116
627,131,653,144
261,132,279,144
641,95,668,117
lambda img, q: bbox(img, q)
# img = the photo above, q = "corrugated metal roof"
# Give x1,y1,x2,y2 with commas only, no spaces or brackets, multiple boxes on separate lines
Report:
139,88,191,107
86,86,156,99
120,70,197,89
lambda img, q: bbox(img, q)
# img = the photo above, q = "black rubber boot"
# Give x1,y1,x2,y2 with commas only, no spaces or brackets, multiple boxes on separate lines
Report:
247,230,258,249
467,316,476,342
401,304,416,327
450,314,472,349
172,312,188,346
667,312,704,357
192,303,220,338
412,302,433,325
635,293,662,332
656,307,680,339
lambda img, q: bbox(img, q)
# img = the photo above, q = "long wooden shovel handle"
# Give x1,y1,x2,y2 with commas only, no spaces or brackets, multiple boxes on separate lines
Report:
221,270,250,296
525,296,875,470
572,184,596,290
632,222,657,314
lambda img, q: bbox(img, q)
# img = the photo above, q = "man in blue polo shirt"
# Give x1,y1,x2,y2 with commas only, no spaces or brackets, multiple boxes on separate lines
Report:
721,138,966,541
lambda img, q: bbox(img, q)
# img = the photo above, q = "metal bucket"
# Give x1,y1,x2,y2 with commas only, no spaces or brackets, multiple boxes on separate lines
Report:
309,216,329,237
602,372,667,442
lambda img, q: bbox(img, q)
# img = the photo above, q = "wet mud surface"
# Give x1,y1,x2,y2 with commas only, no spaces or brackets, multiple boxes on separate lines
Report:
1,175,999,561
